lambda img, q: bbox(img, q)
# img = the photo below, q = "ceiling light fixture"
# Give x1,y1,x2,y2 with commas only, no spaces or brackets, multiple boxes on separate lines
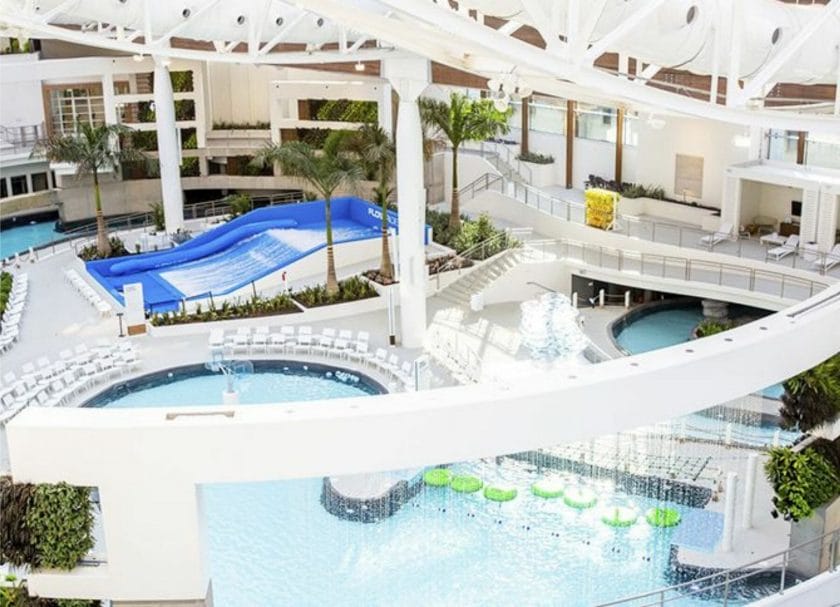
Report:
132,53,144,62
354,61,365,72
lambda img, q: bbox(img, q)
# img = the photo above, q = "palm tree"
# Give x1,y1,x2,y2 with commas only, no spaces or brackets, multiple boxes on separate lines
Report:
780,354,840,432
349,124,396,281
251,138,363,296
34,123,141,257
419,92,511,231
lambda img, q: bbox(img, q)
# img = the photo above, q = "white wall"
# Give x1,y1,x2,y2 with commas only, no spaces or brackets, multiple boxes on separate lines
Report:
740,180,802,226
0,54,45,127
633,116,750,208
206,63,280,126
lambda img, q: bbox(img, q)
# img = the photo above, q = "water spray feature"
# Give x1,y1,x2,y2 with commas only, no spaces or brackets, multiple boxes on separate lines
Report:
519,292,588,361
205,355,254,405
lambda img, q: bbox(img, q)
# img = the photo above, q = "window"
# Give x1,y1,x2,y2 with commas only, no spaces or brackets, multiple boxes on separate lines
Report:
47,84,105,135
31,172,49,192
10,175,28,196
0,179,7,198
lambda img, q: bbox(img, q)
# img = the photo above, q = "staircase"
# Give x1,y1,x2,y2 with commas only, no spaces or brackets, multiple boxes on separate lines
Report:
437,248,524,308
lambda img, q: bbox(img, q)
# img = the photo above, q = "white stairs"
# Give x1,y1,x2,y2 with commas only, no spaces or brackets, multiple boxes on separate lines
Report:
436,248,524,308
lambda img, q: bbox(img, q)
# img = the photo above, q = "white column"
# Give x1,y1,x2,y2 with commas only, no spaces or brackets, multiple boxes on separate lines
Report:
816,189,839,253
378,82,394,135
726,1,743,107
101,72,118,125
742,453,758,529
721,471,738,552
154,58,185,233
384,57,430,348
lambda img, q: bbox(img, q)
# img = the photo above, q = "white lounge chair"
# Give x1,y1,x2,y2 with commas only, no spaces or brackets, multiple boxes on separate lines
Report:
699,222,733,247
811,244,840,272
766,235,799,261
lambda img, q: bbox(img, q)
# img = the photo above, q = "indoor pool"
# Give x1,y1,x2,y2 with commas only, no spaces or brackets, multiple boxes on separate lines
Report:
613,303,785,402
84,361,385,408
614,305,703,354
0,220,60,259
201,460,761,607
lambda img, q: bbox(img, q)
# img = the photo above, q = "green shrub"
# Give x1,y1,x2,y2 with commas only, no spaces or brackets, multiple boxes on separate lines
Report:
77,237,129,261
212,121,270,130
0,477,39,567
765,447,840,522
227,193,252,219
517,151,554,164
780,354,840,432
695,319,732,338
149,202,165,232
0,272,12,317
426,210,515,259
294,276,378,308
27,483,95,570
150,293,299,326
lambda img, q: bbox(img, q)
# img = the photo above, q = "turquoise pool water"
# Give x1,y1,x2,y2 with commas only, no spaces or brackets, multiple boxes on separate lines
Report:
614,306,703,354
86,362,383,408
0,221,60,259
91,364,777,606
202,462,739,607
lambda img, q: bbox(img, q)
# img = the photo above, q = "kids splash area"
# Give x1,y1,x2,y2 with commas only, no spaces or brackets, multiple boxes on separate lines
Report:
86,198,401,311
2,1,840,606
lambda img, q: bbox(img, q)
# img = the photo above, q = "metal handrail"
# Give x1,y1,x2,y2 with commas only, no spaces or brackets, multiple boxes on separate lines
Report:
461,172,840,278
522,238,828,301
597,526,840,607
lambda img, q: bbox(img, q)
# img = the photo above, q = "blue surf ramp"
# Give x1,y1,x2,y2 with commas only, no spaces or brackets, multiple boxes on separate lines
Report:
86,197,415,312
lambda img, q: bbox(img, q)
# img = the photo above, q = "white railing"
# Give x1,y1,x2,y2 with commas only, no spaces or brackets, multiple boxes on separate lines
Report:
461,139,534,183
597,526,840,607
522,238,828,302
460,173,840,277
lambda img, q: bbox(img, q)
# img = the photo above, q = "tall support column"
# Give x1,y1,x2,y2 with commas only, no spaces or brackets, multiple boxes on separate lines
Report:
615,107,624,185
378,82,394,135
154,58,184,233
721,472,738,552
565,100,575,189
383,57,430,348
742,454,758,529
520,96,530,156
101,72,118,126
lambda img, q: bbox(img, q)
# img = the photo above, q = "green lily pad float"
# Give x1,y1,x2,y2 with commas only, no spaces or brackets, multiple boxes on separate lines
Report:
601,505,639,527
484,486,518,502
531,479,564,499
451,475,483,493
563,487,597,509
646,507,681,527
423,468,452,487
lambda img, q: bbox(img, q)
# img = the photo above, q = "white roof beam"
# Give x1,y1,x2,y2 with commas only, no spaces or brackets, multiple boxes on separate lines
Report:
152,0,222,47
575,0,608,60
520,0,563,55
635,63,661,83
257,12,306,56
38,0,79,24
496,20,522,36
582,0,667,65
738,0,840,103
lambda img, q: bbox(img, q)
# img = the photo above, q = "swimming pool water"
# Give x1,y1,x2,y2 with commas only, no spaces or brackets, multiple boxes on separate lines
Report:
202,461,739,607
0,221,60,258
85,362,383,408
615,306,704,354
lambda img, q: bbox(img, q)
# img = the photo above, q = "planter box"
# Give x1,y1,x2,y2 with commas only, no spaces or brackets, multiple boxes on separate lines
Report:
147,293,386,338
618,196,718,228
521,160,557,189
788,497,840,578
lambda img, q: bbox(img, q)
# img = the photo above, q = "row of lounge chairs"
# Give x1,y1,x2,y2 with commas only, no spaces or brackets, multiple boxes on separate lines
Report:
0,340,141,422
0,272,27,354
64,269,113,317
208,326,417,391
